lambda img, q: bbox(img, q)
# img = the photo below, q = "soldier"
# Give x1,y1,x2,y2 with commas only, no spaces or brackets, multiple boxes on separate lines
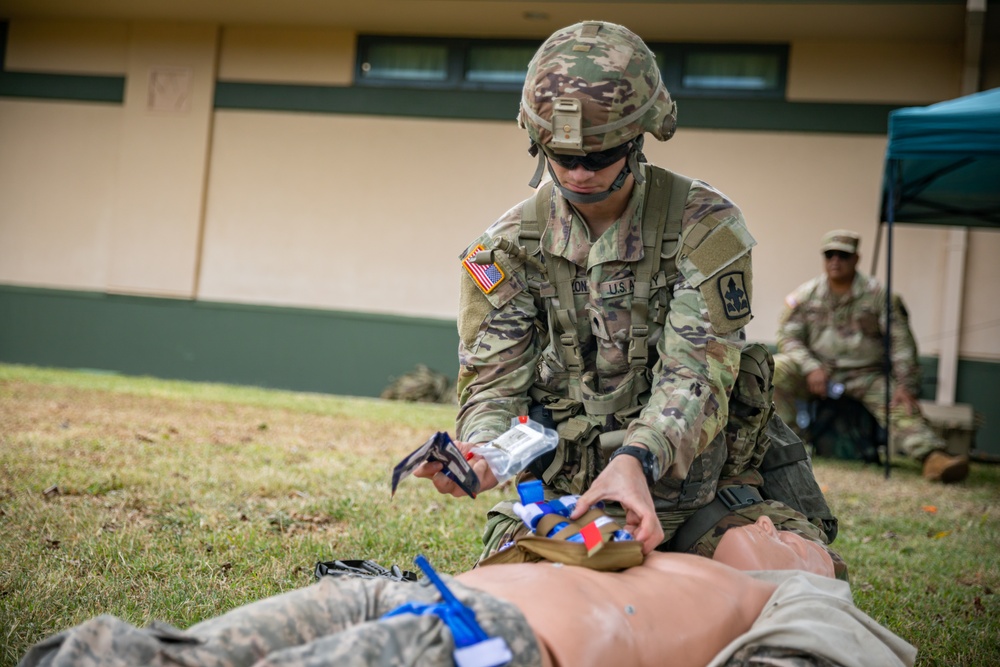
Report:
773,229,969,483
16,519,916,667
415,20,839,570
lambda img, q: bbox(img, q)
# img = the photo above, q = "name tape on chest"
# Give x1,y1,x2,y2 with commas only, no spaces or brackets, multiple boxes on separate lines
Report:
562,277,636,297
462,244,506,294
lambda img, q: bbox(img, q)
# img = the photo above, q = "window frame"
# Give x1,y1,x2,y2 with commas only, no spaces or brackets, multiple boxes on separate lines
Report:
355,35,789,100
355,35,540,92
651,42,789,99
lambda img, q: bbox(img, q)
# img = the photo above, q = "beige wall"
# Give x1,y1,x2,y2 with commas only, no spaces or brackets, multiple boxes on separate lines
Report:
788,40,963,103
2,15,998,361
108,22,218,297
198,110,531,317
218,25,355,85
4,19,129,74
0,99,122,290
2,19,219,298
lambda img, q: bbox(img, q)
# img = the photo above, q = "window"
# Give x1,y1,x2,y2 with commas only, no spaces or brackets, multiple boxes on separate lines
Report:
653,43,788,98
466,44,539,85
356,36,788,99
361,42,449,82
356,36,538,90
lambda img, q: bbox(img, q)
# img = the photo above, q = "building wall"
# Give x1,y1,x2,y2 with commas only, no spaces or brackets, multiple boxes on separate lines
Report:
1,8,998,453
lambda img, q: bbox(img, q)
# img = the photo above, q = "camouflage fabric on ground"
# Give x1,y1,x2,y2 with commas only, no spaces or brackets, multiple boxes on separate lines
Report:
381,364,456,405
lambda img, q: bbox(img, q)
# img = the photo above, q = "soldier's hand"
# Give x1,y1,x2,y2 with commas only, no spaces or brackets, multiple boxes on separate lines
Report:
569,455,664,555
412,441,499,498
806,368,829,397
890,386,921,415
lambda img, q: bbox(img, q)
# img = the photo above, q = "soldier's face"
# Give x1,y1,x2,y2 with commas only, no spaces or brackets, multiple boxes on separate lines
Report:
546,156,629,197
823,250,858,282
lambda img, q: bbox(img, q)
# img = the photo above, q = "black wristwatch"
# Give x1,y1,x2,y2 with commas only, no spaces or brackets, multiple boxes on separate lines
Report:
609,445,660,486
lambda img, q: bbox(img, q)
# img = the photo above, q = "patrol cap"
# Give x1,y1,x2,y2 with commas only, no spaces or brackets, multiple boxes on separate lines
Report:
820,230,860,255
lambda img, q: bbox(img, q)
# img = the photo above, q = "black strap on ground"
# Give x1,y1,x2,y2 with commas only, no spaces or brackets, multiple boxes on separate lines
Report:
314,559,419,583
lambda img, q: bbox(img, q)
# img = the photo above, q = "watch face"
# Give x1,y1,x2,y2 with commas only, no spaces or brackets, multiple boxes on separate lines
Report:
614,446,656,485
641,453,656,485
645,455,659,483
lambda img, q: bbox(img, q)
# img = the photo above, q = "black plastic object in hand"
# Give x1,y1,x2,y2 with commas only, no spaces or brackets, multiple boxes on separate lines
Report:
391,431,480,499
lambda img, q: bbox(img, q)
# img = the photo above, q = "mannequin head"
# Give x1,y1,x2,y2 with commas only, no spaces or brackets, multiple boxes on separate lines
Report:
713,515,835,578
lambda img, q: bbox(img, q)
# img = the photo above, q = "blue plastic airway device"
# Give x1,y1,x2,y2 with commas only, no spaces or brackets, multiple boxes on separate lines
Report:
381,554,513,667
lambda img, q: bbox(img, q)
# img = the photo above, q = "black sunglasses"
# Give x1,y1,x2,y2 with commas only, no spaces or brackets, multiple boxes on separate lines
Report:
545,142,632,171
823,250,855,260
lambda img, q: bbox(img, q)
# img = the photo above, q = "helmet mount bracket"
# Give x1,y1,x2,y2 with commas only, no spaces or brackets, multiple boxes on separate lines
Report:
548,98,586,155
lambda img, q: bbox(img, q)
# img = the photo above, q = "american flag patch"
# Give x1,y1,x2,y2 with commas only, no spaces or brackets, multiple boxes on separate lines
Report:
462,244,505,294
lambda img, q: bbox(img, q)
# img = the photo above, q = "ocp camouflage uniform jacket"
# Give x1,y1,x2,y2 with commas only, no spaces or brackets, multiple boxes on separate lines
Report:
777,271,920,396
456,165,756,515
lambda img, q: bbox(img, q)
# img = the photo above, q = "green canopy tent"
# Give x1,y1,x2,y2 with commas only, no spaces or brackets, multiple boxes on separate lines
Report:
877,88,1000,476
881,87,1000,229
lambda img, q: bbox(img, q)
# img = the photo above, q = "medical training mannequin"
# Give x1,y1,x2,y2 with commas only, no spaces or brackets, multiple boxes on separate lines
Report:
458,515,836,667
17,518,913,667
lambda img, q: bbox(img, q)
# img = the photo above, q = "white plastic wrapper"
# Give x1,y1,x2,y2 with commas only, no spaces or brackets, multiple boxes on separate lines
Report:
471,417,558,483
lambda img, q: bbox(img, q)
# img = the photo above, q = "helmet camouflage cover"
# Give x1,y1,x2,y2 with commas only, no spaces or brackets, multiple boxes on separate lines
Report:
519,20,678,155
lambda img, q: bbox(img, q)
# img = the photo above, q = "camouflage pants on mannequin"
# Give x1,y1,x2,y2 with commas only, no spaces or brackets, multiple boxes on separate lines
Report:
17,575,541,667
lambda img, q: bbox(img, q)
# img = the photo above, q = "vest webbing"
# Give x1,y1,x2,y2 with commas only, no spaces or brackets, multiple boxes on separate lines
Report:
519,167,693,416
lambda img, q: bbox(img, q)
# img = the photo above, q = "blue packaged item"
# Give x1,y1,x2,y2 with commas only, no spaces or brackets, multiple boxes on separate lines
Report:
517,479,544,505
382,554,512,667
513,482,628,545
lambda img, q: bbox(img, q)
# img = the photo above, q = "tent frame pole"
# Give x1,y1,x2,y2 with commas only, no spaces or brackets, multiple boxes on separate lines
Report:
883,162,897,479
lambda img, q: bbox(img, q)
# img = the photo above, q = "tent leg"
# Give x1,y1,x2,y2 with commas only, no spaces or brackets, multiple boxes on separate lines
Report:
936,228,967,406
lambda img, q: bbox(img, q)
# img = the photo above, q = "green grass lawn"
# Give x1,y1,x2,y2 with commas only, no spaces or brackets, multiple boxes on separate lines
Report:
1,363,998,666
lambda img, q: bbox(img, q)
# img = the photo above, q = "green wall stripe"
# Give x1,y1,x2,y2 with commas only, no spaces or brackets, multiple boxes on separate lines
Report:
0,284,459,399
676,97,899,134
214,82,522,121
2,283,997,454
214,81,901,134
0,70,125,102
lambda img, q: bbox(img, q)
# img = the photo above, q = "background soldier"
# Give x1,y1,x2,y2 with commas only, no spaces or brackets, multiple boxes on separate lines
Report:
416,21,839,569
773,229,969,483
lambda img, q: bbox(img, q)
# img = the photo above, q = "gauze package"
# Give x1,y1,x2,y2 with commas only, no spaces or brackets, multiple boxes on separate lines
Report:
471,416,558,483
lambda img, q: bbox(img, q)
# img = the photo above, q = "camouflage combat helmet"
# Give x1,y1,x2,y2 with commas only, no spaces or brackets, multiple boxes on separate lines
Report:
519,21,678,202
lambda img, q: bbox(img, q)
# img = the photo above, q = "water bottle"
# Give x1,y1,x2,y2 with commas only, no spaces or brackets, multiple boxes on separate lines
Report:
795,400,812,429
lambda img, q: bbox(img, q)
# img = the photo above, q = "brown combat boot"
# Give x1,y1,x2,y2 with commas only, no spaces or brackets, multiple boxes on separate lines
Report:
922,450,970,483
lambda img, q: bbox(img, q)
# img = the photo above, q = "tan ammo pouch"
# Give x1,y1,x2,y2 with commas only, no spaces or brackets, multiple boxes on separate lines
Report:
478,507,644,571
542,416,603,493
598,429,627,464
577,367,651,416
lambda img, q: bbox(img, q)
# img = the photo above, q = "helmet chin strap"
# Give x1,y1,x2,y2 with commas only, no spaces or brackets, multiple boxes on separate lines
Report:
546,160,630,205
528,137,647,205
